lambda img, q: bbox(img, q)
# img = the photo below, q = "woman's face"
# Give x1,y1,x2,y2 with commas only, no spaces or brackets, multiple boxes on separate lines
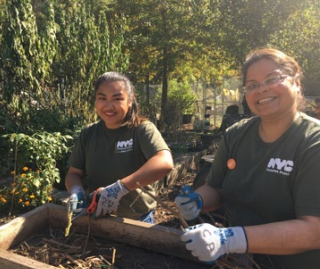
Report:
244,58,300,120
95,80,132,129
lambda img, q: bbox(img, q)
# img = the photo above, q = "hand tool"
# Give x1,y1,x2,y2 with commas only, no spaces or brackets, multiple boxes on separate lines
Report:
71,187,103,221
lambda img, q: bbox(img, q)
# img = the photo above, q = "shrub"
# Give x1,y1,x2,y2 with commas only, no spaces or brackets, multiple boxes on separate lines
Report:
0,132,73,214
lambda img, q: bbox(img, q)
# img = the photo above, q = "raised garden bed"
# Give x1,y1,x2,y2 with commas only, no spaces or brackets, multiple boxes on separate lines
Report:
0,203,209,269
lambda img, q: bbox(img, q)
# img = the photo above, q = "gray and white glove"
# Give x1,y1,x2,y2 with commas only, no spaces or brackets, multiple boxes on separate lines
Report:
181,223,247,263
174,185,203,221
95,180,129,217
67,185,86,212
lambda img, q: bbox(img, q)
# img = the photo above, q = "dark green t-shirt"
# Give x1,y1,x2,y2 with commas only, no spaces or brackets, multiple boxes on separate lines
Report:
206,113,320,269
68,120,170,219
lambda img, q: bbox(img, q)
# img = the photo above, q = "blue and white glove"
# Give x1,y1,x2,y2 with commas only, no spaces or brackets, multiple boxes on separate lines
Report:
95,180,129,217
67,185,86,212
181,223,247,263
174,185,203,221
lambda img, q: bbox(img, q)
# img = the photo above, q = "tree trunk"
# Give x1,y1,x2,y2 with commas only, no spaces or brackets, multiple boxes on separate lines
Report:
160,45,169,130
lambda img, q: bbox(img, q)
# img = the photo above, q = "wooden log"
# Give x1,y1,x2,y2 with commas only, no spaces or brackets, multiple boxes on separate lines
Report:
48,204,198,262
0,203,200,268
0,204,49,250
0,249,57,269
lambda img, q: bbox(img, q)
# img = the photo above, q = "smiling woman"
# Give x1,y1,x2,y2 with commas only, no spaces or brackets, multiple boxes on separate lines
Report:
95,80,132,129
65,71,173,224
174,48,320,269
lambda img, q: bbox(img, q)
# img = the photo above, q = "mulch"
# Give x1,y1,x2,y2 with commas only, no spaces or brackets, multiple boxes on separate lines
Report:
2,170,258,269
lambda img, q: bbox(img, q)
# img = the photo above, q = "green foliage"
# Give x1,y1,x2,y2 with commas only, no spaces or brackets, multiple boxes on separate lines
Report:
155,79,197,130
1,0,43,103
269,4,320,94
167,79,197,114
0,166,53,214
0,131,73,214
3,132,73,177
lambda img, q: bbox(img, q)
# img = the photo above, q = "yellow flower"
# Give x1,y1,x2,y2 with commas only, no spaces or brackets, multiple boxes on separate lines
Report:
21,174,27,178
23,167,28,171
24,201,30,206
11,182,16,186
22,188,28,192
1,198,7,203
30,194,35,199
48,196,52,202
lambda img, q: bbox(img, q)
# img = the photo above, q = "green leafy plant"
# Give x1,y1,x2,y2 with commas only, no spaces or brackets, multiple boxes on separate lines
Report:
0,166,53,212
0,132,73,214
156,79,197,131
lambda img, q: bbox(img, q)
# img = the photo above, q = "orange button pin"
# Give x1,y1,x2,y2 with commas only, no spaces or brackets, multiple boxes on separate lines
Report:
227,158,236,170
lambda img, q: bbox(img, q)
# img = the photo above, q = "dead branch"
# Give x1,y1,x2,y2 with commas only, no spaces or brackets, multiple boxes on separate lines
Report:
136,181,189,229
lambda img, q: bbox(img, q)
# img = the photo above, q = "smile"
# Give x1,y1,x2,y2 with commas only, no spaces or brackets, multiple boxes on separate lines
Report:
104,111,116,116
257,97,276,105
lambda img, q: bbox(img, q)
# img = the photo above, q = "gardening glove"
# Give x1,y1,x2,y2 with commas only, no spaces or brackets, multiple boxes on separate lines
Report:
94,180,129,217
181,223,248,263
67,185,86,212
174,185,203,222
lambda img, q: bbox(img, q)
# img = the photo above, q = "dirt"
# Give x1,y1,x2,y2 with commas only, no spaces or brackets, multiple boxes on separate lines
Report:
1,169,255,269
11,226,210,269
0,170,215,269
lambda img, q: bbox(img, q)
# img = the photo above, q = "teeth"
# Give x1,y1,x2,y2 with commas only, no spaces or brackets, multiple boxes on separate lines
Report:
258,97,274,104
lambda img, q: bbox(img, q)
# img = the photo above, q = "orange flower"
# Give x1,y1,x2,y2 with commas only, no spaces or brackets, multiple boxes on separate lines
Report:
23,167,29,171
18,198,23,203
1,198,7,203
24,201,30,206
21,174,27,178
22,188,28,192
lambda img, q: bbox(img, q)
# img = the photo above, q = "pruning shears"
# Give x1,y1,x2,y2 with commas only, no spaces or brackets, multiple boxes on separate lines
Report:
71,187,103,221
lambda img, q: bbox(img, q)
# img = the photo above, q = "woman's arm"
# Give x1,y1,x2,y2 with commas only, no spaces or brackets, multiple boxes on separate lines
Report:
65,166,85,191
121,149,173,191
245,215,320,254
186,184,320,255
196,184,223,212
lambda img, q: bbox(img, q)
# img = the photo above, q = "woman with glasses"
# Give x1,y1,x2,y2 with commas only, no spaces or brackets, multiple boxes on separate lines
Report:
175,48,320,268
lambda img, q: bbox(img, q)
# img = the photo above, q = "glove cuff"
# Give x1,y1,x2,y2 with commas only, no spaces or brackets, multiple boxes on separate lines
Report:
70,185,85,195
117,180,129,195
227,227,248,254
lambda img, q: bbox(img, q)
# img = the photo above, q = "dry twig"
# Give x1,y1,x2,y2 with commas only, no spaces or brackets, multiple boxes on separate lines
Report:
136,181,189,229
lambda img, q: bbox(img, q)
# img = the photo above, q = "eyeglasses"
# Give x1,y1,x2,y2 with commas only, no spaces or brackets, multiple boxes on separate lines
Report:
244,75,289,94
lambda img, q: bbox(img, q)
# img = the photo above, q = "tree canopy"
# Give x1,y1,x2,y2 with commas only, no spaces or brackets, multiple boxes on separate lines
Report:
0,0,319,130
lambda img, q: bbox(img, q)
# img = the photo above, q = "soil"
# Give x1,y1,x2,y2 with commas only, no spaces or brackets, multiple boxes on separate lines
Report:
0,170,217,269
0,168,253,269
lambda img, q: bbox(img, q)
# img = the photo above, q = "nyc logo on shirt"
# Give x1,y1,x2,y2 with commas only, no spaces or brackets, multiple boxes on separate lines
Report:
266,158,294,176
116,138,133,153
